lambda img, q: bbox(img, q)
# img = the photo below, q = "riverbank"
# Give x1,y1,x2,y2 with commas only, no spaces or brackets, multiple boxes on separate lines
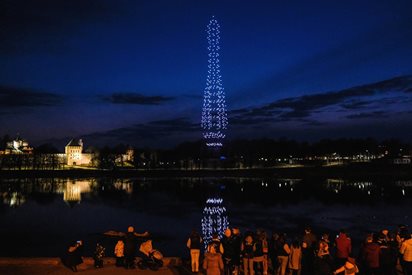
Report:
0,162,411,178
0,257,188,275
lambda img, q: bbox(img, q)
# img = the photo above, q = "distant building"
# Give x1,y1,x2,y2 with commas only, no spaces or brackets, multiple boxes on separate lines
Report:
3,137,33,154
65,139,92,166
115,147,135,164
393,156,411,165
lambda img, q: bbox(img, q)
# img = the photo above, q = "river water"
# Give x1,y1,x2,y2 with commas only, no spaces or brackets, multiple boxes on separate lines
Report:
0,177,411,257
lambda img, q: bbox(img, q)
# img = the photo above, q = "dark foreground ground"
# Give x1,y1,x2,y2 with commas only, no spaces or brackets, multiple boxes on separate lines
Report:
0,257,192,275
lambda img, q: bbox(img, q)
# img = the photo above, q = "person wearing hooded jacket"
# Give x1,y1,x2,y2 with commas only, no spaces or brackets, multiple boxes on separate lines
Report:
114,239,124,267
203,243,224,275
241,233,256,275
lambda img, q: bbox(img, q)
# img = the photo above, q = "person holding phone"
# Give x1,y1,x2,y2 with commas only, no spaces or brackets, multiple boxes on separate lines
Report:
64,240,84,272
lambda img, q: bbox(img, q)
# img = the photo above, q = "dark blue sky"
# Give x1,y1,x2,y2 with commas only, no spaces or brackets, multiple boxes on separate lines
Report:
1,0,412,148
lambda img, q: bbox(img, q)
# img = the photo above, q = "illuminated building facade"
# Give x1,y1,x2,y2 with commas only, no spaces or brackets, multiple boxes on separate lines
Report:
2,137,33,154
65,139,92,166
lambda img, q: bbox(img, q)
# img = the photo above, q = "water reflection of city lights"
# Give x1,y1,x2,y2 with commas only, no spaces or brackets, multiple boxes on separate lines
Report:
63,180,91,205
326,179,378,195
402,189,406,196
5,192,25,207
113,180,133,194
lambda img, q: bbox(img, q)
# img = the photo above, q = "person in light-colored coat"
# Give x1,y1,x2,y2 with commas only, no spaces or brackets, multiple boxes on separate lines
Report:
114,239,124,267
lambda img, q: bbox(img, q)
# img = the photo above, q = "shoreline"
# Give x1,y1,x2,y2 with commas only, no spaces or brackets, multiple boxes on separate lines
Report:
0,163,411,178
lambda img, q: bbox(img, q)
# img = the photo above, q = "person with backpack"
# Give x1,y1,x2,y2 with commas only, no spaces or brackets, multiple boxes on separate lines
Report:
242,232,256,275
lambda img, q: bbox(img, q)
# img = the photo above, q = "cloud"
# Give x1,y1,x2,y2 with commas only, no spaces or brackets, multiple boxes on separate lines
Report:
102,93,175,105
230,117,275,126
0,85,63,108
84,117,200,145
230,75,412,125
232,19,412,106
346,111,387,120
262,76,407,114
341,100,371,110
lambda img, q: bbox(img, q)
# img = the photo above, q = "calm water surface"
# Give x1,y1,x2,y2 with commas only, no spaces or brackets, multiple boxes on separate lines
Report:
0,177,411,257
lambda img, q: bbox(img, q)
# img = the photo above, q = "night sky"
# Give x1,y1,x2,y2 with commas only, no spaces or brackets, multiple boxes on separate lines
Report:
1,0,412,148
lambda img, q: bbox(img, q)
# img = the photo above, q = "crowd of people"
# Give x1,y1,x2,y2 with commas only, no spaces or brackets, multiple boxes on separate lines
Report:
187,225,412,275
60,224,412,274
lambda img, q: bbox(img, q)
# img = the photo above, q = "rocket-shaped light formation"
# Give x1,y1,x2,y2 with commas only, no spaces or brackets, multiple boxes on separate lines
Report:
201,17,228,147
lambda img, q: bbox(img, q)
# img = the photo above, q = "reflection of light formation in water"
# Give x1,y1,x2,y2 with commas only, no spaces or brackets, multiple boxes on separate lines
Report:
201,197,229,248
